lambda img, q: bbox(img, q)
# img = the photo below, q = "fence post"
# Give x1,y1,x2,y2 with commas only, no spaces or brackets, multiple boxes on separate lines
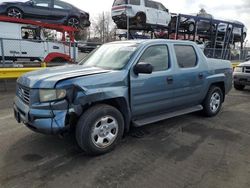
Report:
0,38,5,67
73,42,77,64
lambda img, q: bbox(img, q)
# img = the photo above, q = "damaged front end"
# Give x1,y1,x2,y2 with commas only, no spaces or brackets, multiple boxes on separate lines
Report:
13,84,82,135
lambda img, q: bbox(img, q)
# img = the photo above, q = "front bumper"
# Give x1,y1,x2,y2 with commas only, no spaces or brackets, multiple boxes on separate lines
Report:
13,96,69,135
233,72,250,86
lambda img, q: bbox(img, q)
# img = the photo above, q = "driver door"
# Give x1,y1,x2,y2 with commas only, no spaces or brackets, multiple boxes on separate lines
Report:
130,44,175,118
23,0,53,20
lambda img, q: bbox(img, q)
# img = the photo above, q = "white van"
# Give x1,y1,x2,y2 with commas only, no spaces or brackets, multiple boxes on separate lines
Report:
0,21,78,63
112,0,171,29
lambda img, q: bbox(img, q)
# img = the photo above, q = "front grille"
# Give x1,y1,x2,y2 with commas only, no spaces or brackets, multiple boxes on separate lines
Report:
17,85,30,105
245,66,250,73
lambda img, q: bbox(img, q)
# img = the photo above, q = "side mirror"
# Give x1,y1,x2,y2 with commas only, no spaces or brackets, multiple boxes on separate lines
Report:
134,62,153,75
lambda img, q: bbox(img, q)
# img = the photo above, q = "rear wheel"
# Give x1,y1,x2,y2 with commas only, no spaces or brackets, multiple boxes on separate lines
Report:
76,104,124,155
188,23,195,33
7,7,22,18
135,13,146,27
243,33,247,40
202,86,223,117
234,83,245,90
67,17,80,28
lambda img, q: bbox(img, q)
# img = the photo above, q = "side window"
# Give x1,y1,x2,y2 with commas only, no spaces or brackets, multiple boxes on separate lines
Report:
54,1,71,9
21,28,40,40
158,3,168,12
145,0,157,9
129,0,140,5
174,45,197,68
34,3,49,7
33,0,50,7
139,45,169,72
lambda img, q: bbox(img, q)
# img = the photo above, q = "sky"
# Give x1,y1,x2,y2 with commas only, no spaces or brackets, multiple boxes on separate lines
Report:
68,0,250,43
0,0,249,43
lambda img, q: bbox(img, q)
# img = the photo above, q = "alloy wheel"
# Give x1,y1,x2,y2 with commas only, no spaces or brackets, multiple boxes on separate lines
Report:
68,18,80,28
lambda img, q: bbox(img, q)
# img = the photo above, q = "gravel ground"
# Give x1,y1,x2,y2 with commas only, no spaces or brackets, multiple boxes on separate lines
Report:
0,82,250,188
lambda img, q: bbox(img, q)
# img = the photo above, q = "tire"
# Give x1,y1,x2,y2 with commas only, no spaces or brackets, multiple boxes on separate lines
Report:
202,86,223,117
234,83,245,90
7,7,23,18
188,23,195,32
67,17,80,28
136,13,146,26
243,33,247,41
76,104,124,155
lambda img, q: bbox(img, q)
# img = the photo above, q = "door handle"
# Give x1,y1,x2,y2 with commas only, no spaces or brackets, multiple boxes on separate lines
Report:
166,76,173,84
198,73,204,79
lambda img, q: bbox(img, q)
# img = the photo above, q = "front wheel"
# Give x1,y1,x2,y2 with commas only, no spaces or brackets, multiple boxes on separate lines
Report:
202,86,223,117
188,23,195,33
67,17,80,28
76,104,124,155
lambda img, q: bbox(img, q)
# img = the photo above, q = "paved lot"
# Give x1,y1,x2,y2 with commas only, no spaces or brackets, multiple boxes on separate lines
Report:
0,82,250,188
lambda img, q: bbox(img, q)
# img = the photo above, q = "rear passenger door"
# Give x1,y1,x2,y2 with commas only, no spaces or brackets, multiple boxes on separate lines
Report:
172,45,207,107
130,45,175,118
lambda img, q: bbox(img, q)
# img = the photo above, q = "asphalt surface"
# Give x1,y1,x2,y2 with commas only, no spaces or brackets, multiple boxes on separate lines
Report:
0,81,250,188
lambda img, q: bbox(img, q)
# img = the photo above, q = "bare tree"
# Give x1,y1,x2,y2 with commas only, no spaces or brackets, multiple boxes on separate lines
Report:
91,12,117,43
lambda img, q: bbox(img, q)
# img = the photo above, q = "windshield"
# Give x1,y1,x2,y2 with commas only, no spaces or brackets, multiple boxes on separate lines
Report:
79,43,138,70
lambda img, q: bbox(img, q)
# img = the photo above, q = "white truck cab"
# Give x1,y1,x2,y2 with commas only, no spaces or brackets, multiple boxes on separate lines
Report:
0,21,77,63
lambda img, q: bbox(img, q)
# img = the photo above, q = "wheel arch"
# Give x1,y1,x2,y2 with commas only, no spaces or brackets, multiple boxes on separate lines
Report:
91,97,131,133
208,82,225,102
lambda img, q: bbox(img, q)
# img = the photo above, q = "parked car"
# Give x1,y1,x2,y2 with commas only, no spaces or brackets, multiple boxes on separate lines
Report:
0,0,90,28
217,20,247,42
111,0,171,29
233,61,250,90
0,21,78,63
78,42,102,53
14,39,232,155
169,9,214,33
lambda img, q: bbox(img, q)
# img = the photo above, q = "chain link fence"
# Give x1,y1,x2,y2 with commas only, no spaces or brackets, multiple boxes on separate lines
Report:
203,48,250,61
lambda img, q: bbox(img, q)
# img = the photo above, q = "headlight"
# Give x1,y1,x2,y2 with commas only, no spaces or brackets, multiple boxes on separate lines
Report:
234,66,243,73
39,89,66,102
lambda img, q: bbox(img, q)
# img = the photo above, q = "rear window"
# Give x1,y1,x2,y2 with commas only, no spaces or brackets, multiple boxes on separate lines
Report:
113,0,127,6
174,45,197,68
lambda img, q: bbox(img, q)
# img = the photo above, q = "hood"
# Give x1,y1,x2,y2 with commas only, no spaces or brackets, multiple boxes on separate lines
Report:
17,65,110,88
239,61,250,67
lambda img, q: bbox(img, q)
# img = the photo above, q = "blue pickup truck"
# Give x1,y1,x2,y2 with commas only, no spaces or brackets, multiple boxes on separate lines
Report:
14,39,233,155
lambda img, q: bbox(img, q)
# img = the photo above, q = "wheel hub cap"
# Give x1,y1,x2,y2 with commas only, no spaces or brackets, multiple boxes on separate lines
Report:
210,92,221,113
91,116,118,148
